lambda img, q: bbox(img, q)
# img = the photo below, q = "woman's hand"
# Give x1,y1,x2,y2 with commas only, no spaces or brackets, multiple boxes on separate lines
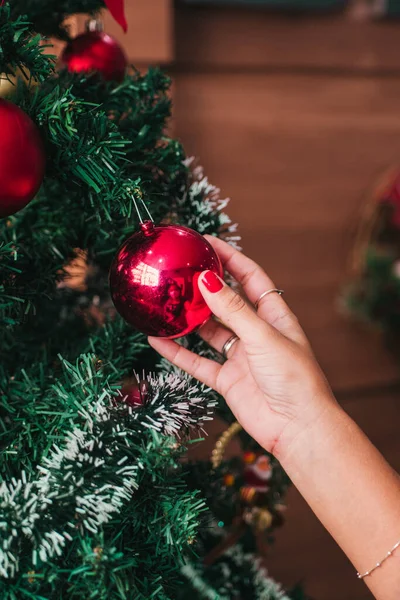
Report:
153,236,400,599
149,236,336,458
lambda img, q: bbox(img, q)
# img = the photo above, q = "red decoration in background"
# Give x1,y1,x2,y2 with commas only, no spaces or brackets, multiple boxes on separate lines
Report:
120,377,150,407
109,221,223,338
104,0,128,32
381,171,400,228
243,451,256,464
243,454,272,492
60,31,127,82
0,99,45,218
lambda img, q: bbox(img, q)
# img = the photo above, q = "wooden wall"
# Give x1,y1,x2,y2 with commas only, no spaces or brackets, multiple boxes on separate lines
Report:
172,5,400,599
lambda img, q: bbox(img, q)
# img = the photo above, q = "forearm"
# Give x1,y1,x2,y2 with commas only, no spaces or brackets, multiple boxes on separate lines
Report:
276,401,400,600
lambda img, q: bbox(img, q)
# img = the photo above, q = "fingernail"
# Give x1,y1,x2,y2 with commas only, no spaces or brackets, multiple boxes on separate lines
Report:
201,271,224,293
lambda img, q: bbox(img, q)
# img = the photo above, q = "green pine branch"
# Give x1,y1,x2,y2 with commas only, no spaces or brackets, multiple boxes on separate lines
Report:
0,356,214,598
0,4,54,82
0,4,292,598
9,0,106,40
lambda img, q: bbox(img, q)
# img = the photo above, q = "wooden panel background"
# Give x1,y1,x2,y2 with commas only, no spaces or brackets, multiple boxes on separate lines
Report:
101,0,173,64
172,4,400,599
76,0,173,64
173,70,400,392
173,4,400,392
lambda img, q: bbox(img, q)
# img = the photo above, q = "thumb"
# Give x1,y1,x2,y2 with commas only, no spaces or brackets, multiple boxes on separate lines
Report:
198,270,273,346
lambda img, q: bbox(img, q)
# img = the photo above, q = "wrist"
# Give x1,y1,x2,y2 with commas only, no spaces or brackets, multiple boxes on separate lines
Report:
272,393,347,471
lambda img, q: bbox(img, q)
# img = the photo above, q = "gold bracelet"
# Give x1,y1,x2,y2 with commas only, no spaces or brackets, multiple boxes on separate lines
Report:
357,540,400,579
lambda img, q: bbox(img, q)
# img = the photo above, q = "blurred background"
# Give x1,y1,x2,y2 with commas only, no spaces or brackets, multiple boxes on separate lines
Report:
74,0,400,598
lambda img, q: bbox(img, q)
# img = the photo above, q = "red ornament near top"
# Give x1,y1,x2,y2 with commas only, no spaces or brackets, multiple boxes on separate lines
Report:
60,25,128,82
109,221,223,338
0,99,46,219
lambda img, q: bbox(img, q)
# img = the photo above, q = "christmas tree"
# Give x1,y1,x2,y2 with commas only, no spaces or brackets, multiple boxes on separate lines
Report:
0,2,303,598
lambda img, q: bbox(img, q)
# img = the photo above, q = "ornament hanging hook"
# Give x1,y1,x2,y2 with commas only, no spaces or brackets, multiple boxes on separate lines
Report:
131,194,154,224
87,17,104,32
131,193,155,236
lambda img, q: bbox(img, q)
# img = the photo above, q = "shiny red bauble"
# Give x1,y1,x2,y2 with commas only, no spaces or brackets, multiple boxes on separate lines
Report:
0,99,46,219
120,377,150,407
61,31,128,82
109,221,223,338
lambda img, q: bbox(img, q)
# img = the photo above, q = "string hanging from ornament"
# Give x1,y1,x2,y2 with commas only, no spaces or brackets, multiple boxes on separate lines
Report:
109,194,223,338
60,19,128,82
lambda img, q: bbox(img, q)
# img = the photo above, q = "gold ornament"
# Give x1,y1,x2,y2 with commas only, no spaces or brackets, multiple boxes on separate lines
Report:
27,570,36,584
240,486,257,504
211,421,242,469
243,451,256,464
223,473,235,487
247,507,273,533
93,358,103,372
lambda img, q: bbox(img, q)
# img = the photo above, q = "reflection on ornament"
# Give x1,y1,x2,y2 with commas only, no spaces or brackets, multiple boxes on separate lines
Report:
110,221,223,338
131,262,159,287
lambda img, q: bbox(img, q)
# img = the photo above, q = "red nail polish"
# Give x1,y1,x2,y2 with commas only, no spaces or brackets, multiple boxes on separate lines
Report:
202,271,223,293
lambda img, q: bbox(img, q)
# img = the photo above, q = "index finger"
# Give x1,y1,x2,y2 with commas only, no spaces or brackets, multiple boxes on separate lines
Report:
205,235,307,346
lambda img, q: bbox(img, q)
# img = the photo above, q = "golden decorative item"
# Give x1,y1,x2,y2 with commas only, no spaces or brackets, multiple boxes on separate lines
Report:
243,450,256,464
210,421,242,469
253,507,273,532
240,486,257,504
223,473,235,487
27,570,36,584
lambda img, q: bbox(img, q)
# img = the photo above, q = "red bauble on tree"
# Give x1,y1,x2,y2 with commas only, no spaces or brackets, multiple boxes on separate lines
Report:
120,377,150,407
0,99,46,219
60,26,128,82
109,221,223,338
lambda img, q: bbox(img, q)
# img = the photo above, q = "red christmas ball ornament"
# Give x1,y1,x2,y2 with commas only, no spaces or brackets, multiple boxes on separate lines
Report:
0,99,46,219
120,377,150,407
109,221,223,338
61,30,128,82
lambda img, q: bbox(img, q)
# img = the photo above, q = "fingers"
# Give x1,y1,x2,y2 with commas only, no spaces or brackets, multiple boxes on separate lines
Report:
148,336,222,389
205,235,307,346
198,318,241,358
198,270,275,348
